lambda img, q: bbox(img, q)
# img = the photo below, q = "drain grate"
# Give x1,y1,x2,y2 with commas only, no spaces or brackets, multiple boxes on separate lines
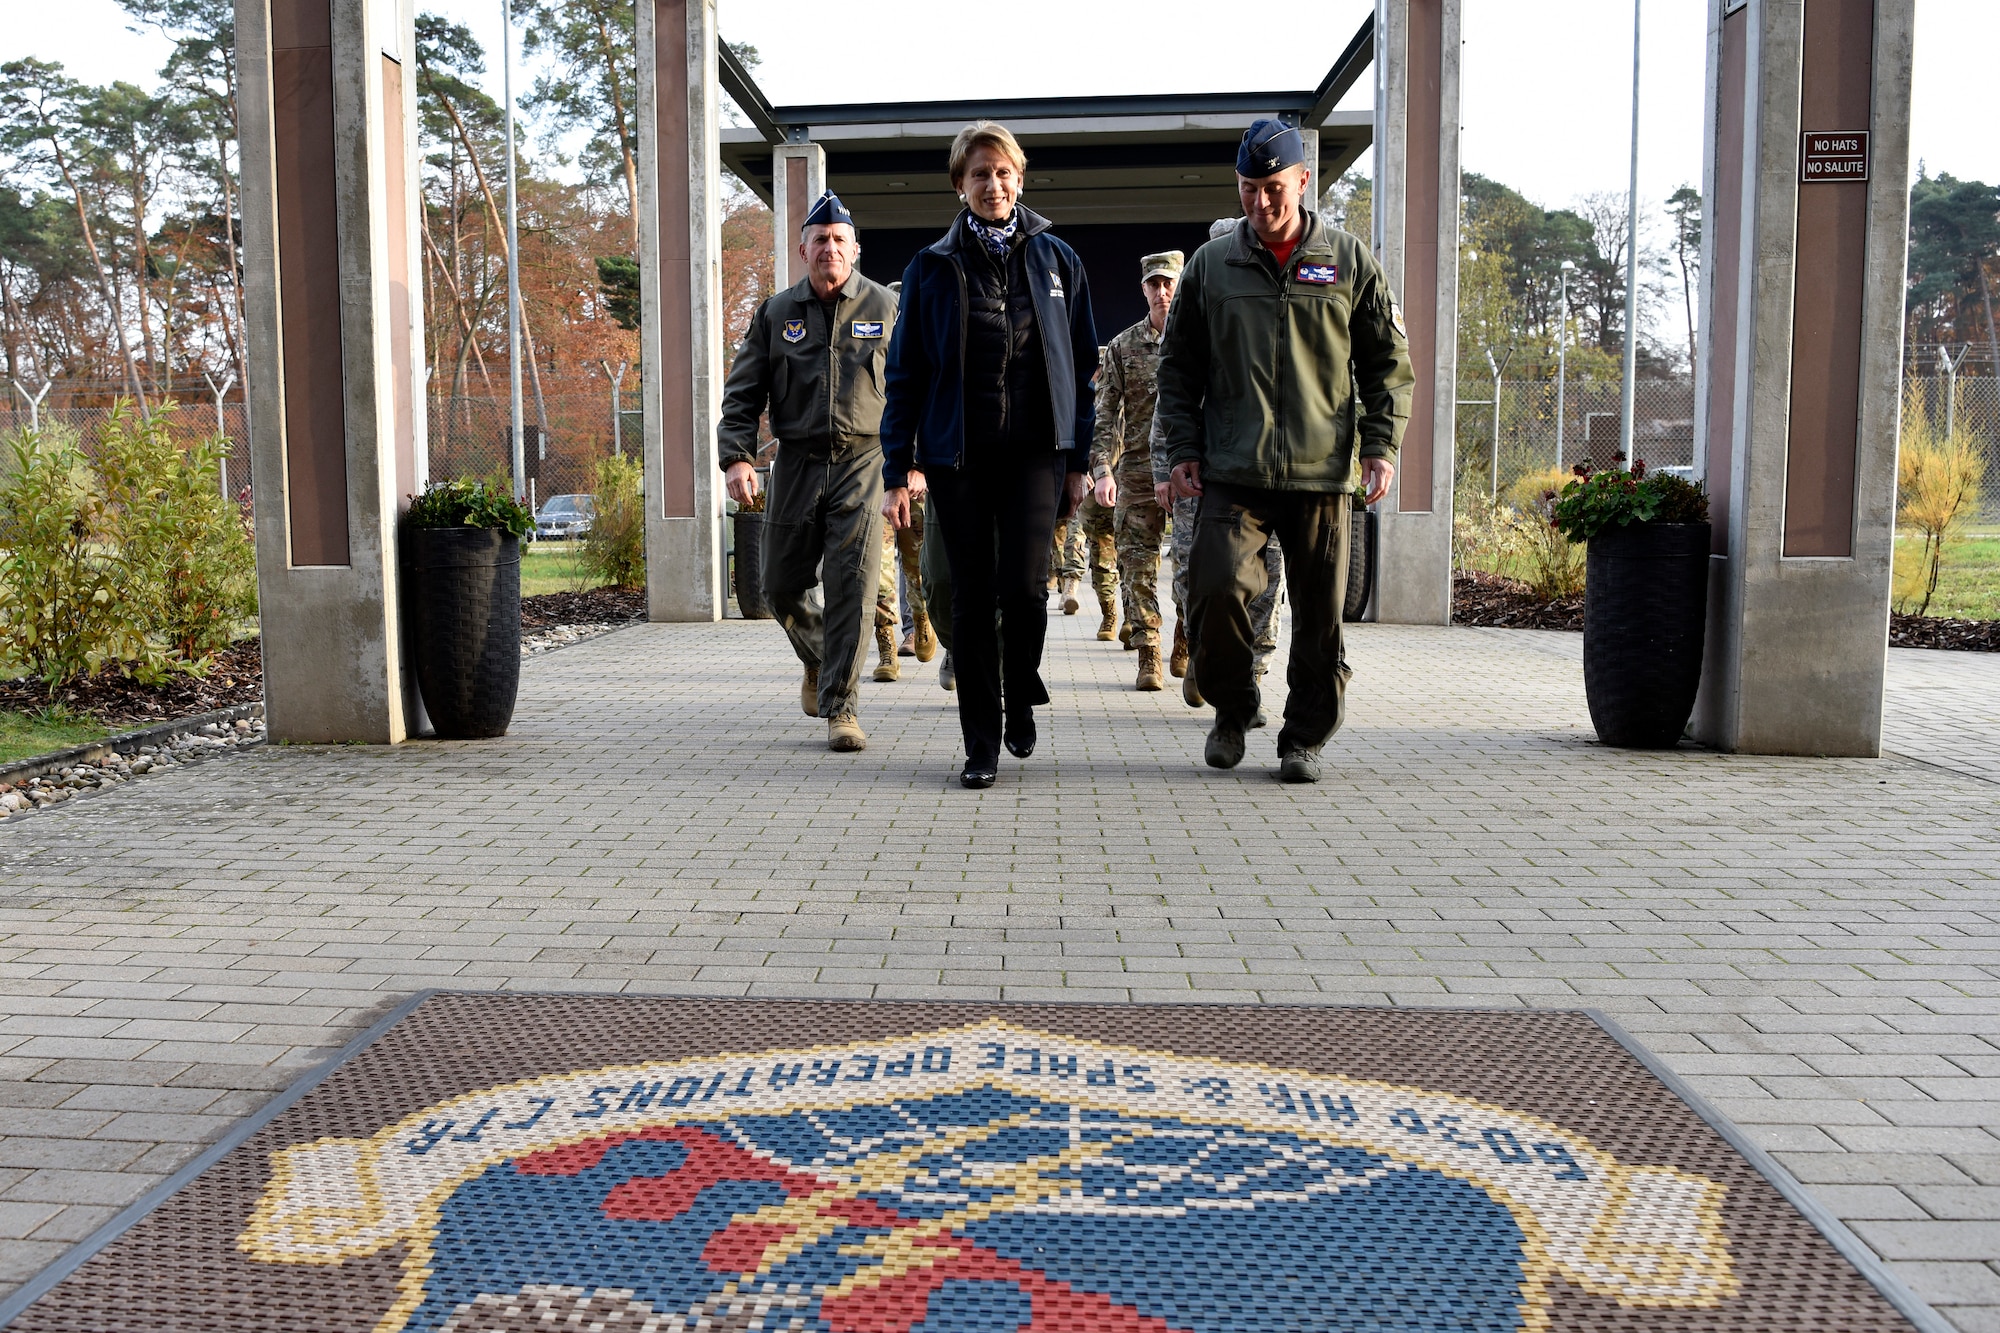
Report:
0,995,1937,1332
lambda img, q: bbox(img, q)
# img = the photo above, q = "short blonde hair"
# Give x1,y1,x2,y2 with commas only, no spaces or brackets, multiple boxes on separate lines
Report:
949,121,1027,188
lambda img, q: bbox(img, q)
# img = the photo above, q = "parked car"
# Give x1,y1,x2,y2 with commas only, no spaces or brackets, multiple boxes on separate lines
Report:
532,493,595,542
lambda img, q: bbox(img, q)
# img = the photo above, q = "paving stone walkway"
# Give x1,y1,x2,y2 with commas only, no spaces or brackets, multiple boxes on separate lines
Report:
0,611,1996,1329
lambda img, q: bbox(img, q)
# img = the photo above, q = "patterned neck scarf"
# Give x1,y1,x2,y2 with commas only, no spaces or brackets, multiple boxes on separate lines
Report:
965,210,1019,258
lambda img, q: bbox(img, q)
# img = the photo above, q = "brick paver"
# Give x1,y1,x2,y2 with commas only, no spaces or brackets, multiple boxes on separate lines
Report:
0,613,1996,1328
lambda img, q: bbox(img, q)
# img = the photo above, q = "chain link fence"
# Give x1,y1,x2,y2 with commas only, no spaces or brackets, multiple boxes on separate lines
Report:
2,377,639,513
1455,377,1696,505
1902,373,2000,523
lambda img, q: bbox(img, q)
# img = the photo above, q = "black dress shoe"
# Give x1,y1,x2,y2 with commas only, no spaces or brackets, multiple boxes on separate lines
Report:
1004,710,1036,758
960,762,997,789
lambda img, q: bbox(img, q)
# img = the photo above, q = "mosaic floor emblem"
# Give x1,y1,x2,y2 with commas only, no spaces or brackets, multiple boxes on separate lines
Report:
1,997,1927,1333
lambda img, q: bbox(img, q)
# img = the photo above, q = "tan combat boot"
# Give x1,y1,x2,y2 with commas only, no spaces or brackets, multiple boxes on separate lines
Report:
1096,593,1118,641
1059,578,1081,615
913,610,938,662
1169,622,1188,678
872,624,899,681
801,664,820,716
828,714,867,751
1136,645,1164,692
1120,619,1136,650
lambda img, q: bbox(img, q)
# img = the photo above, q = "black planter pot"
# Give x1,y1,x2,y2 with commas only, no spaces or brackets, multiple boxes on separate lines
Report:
1582,521,1711,748
407,526,521,739
733,512,772,619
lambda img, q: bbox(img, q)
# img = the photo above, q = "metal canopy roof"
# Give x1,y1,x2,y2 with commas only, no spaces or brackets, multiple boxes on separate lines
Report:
718,16,1374,230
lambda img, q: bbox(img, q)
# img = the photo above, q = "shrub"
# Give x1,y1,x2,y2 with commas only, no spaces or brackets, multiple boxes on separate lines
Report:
1452,488,1521,576
1894,396,1983,616
95,404,257,661
582,453,645,588
0,424,162,687
1508,489,1587,601
1507,465,1572,517
408,477,534,535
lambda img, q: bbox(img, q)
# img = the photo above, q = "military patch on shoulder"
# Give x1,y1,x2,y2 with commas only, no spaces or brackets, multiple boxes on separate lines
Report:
1296,263,1341,285
1390,301,1407,337
850,321,884,338
782,319,806,343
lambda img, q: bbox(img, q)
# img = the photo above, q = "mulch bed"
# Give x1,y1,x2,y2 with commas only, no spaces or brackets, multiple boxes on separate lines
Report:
1889,613,2000,652
0,588,650,731
1450,571,1585,631
0,638,266,730
519,585,645,632
1452,571,1998,652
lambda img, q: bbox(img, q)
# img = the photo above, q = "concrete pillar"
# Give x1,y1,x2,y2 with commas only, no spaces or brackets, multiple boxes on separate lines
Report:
1370,0,1462,626
771,141,825,293
237,0,425,742
637,0,725,622
1692,0,1912,756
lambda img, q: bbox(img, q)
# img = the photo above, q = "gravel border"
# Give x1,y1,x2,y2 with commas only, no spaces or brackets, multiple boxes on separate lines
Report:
0,707,266,820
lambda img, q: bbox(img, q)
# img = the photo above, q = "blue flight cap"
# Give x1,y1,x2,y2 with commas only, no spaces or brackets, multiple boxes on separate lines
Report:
802,191,855,232
1237,119,1308,178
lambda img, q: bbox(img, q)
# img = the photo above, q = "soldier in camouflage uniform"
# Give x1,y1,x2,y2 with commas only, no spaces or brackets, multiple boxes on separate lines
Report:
1048,509,1084,614
1078,492,1118,639
872,500,934,681
1090,250,1182,690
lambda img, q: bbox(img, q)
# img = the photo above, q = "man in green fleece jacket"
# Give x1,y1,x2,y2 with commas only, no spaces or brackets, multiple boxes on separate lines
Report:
1154,119,1414,783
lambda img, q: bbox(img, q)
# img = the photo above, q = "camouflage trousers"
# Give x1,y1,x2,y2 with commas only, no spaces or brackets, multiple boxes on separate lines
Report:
1112,460,1167,649
1171,493,1283,670
875,494,925,632
1050,492,1117,600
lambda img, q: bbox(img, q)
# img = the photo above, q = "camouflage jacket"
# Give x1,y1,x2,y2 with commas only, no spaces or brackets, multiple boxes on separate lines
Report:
1089,317,1164,480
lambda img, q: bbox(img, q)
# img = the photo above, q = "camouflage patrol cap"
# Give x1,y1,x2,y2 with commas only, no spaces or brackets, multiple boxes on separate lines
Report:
1140,251,1184,283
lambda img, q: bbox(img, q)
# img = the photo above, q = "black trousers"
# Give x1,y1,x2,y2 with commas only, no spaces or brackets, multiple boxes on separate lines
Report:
925,452,1067,765
1186,481,1352,754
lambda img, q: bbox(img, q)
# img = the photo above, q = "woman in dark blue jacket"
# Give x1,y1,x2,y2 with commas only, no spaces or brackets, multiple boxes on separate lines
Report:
880,121,1098,789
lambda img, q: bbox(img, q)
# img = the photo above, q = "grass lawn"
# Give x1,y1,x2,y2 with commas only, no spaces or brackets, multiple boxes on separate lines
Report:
522,542,608,597
0,709,108,766
1895,530,2000,620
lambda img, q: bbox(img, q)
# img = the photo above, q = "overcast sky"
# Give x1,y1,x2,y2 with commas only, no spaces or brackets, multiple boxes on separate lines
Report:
6,0,1995,212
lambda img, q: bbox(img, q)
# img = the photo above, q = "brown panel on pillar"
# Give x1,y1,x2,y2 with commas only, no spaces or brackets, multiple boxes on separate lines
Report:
1705,5,1748,555
382,57,417,511
654,0,697,520
1783,0,1875,558
785,156,808,248
1398,0,1442,513
271,3,350,567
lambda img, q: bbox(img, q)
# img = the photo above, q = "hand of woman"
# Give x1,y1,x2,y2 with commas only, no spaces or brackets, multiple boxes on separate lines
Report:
882,486,913,529
1059,472,1089,521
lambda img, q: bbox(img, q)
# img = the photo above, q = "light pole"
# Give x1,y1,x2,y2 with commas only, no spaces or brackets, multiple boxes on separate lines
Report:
1617,0,1642,470
1556,260,1575,471
502,0,525,501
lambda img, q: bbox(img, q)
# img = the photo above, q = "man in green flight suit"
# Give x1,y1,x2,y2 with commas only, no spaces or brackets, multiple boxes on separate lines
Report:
718,192,899,752
1156,120,1414,782
1090,249,1182,691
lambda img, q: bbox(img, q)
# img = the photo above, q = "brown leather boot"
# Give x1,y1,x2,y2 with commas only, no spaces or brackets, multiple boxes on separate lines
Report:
872,624,899,681
1096,594,1118,642
801,664,820,716
913,611,937,662
1169,622,1188,678
1136,645,1164,691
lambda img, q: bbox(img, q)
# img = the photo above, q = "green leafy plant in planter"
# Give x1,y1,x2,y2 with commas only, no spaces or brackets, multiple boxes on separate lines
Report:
1552,461,1713,750
1551,460,1709,542
405,478,532,738
406,478,534,536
